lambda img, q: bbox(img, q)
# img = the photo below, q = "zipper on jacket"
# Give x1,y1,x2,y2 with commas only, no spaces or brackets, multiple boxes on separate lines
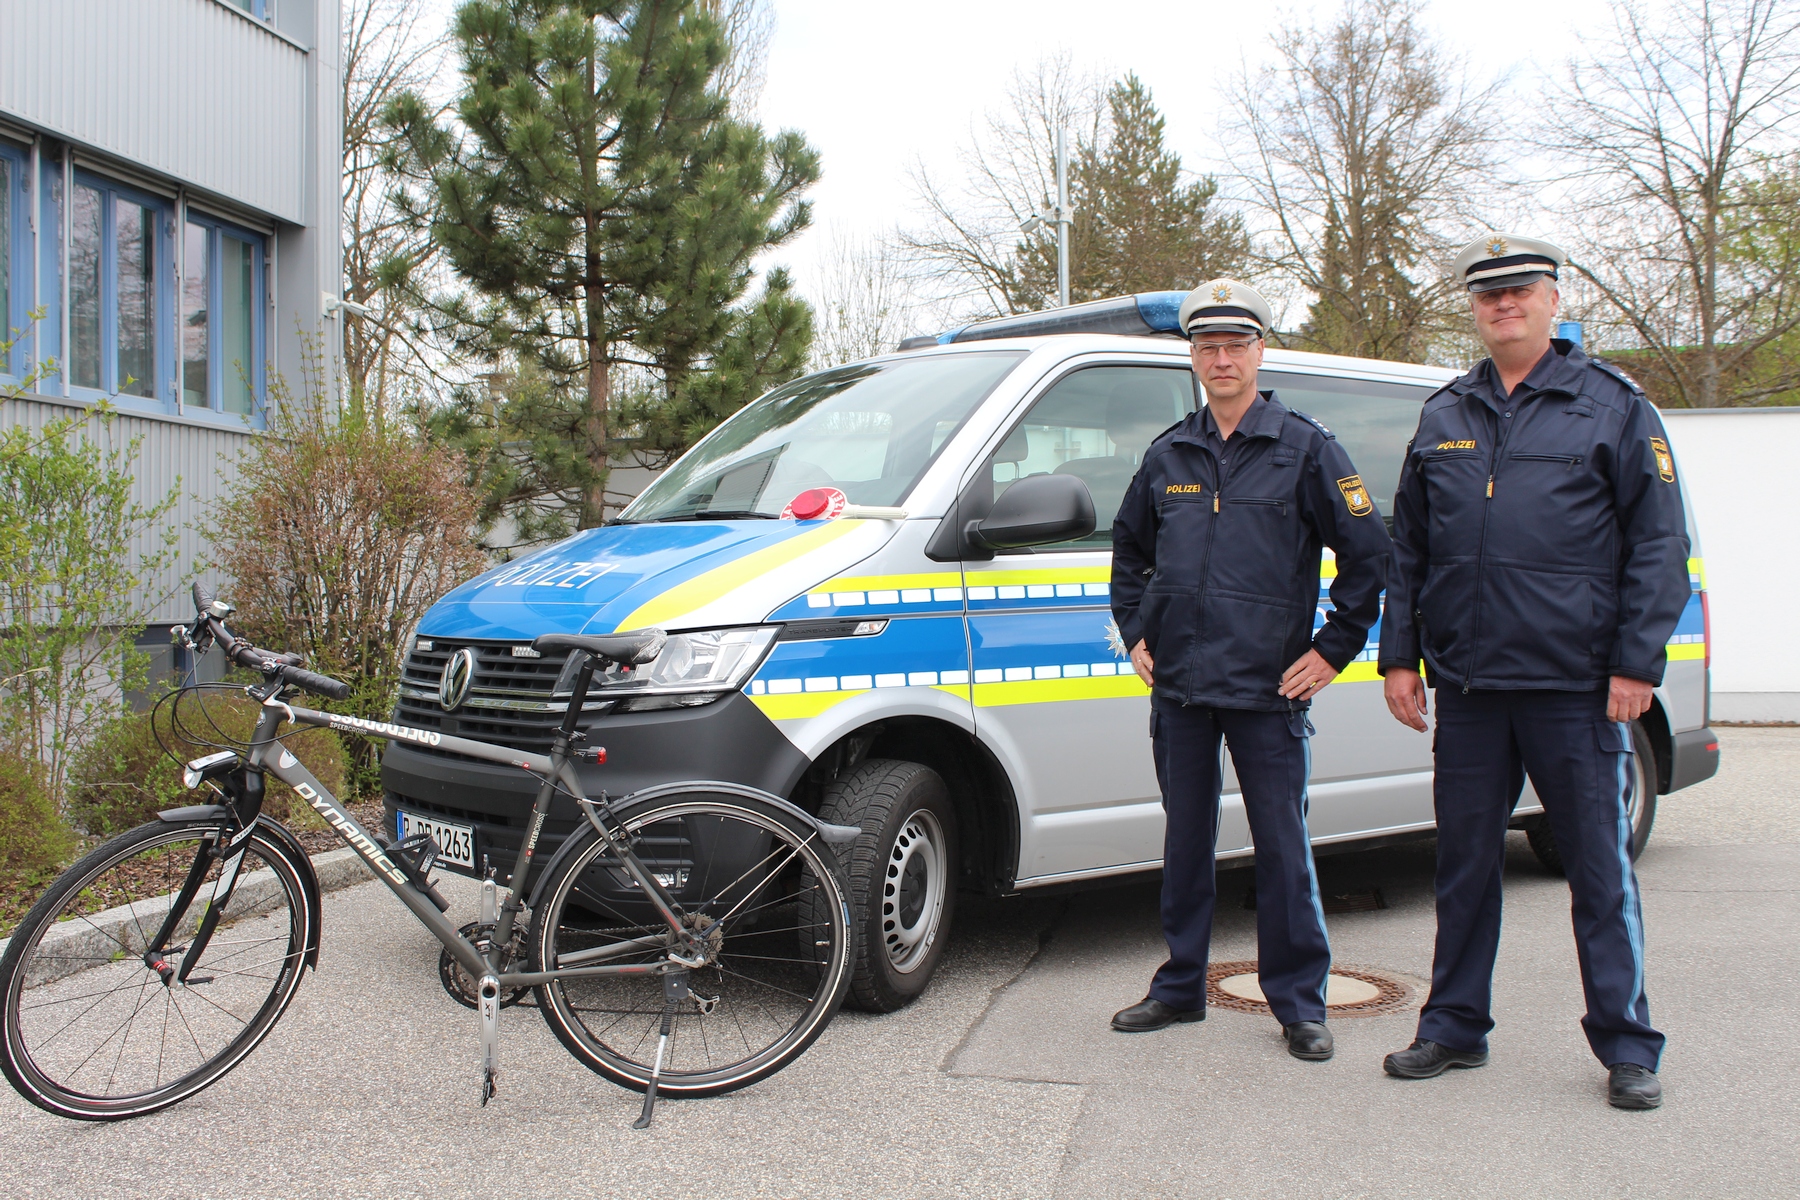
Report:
1464,397,1525,690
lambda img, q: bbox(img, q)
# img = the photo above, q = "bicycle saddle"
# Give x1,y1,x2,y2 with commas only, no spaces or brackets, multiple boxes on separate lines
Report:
533,628,668,666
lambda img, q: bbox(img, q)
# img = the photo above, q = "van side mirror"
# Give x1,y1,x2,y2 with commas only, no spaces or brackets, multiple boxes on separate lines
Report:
966,474,1096,552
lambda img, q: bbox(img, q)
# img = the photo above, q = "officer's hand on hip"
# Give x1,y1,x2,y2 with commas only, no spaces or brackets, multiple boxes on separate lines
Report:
1608,676,1654,723
1383,667,1429,732
1279,649,1340,701
1130,640,1155,687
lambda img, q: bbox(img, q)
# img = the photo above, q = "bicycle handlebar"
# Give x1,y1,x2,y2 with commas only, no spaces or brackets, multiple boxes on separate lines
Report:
189,582,352,701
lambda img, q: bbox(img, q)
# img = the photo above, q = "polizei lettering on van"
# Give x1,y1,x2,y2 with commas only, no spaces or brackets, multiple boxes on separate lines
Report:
293,781,410,888
327,713,443,747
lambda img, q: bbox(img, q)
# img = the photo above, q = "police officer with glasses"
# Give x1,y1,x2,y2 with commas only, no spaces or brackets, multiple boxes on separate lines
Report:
1109,280,1393,1062
1377,234,1689,1110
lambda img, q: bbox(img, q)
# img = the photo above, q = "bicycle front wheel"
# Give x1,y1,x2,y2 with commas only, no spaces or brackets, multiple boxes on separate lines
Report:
0,818,314,1120
532,789,853,1098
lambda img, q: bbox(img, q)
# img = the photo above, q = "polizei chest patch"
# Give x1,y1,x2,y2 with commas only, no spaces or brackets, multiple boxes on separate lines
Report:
1338,475,1374,516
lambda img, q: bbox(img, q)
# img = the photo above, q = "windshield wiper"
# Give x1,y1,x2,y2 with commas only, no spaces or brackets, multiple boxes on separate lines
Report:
650,509,779,522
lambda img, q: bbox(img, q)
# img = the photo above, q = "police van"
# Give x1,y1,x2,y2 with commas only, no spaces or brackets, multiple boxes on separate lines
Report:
382,293,1720,1012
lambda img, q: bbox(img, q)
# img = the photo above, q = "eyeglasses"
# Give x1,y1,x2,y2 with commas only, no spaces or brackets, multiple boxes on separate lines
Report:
1193,337,1261,360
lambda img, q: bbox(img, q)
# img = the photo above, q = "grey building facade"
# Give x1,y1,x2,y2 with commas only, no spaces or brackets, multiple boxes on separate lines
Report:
0,0,344,643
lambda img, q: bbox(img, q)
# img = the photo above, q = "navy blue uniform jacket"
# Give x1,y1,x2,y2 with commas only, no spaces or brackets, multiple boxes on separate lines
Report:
1378,341,1690,691
1111,393,1393,711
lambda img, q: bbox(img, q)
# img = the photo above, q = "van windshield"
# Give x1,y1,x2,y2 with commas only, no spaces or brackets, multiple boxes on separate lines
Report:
620,351,1025,522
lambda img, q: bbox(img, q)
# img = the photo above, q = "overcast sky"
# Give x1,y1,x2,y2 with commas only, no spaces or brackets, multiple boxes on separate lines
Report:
756,0,1618,321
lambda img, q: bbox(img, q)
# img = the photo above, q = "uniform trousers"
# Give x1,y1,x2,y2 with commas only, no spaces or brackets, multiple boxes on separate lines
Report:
1420,686,1664,1070
1147,695,1332,1026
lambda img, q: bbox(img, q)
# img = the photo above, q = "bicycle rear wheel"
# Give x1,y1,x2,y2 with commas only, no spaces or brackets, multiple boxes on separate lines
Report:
531,788,852,1098
0,818,314,1120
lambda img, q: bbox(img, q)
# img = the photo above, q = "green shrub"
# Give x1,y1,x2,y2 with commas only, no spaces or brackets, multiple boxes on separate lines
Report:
0,749,77,907
66,693,349,836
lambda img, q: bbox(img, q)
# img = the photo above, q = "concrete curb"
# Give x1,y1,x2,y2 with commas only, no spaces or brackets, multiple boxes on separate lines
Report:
2,846,374,988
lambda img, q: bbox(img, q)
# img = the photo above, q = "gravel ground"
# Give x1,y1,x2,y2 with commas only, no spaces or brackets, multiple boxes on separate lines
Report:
1,727,1792,1199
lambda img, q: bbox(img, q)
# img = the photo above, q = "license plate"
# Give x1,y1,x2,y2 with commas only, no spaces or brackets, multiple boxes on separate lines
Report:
397,811,475,870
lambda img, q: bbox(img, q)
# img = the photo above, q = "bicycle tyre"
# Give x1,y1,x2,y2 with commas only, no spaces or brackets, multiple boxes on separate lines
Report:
0,817,315,1120
531,788,853,1098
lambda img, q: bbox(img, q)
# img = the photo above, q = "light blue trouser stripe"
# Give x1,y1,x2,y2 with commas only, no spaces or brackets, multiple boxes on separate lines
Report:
1614,724,1648,1018
1301,734,1332,1007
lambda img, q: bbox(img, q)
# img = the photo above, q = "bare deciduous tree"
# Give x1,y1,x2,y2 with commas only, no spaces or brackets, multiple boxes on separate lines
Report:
1553,0,1800,407
341,0,454,417
807,224,933,367
698,0,776,116
902,56,1107,317
1228,0,1505,363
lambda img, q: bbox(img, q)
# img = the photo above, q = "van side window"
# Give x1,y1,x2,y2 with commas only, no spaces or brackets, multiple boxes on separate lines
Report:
990,365,1198,550
1251,371,1433,521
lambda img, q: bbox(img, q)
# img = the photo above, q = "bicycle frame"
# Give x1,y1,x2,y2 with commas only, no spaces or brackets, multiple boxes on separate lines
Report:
244,692,698,992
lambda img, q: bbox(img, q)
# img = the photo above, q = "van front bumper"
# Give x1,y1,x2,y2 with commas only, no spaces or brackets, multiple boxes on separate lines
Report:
379,691,811,886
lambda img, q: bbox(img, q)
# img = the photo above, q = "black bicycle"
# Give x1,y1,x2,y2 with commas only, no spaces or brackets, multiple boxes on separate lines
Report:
0,584,856,1125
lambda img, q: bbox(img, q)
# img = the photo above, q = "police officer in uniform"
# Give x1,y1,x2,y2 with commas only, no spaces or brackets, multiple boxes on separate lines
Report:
1109,280,1394,1060
1378,234,1689,1109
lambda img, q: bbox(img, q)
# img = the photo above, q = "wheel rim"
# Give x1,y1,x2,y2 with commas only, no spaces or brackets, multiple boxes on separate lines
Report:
537,799,850,1093
882,808,946,975
3,825,308,1115
1628,740,1653,833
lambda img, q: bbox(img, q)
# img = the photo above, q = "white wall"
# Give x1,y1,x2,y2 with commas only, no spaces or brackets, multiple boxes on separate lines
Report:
1661,407,1800,722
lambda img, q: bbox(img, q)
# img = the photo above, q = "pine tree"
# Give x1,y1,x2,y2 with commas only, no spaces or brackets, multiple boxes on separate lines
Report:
386,0,818,537
1011,75,1249,308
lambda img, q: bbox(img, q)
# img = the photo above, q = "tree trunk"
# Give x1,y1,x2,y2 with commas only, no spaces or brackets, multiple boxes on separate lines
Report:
578,38,608,530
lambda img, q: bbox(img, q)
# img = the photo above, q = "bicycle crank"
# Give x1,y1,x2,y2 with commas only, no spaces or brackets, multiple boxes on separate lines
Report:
477,974,501,1107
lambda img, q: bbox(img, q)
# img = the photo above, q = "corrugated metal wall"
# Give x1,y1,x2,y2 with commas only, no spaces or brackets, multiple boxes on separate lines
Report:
1,392,253,625
0,0,309,223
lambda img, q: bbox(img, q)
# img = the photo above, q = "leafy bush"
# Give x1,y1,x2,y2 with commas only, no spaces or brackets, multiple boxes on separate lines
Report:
66,692,349,837
0,748,77,903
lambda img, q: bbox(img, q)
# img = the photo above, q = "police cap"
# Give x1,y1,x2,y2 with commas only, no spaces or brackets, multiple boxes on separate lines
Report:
1178,279,1273,339
1451,233,1566,293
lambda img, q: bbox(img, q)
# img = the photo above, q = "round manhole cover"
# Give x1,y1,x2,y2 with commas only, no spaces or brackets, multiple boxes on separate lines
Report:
1205,960,1414,1017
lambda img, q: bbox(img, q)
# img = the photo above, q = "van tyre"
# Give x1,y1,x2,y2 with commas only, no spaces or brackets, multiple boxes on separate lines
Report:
1526,720,1659,874
817,759,957,1013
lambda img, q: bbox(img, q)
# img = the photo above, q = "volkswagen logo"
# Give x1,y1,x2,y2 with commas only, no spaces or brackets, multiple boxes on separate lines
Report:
439,647,476,712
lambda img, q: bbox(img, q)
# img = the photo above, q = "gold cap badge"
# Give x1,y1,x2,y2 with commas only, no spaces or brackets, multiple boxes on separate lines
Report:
1486,236,1508,257
1211,283,1232,304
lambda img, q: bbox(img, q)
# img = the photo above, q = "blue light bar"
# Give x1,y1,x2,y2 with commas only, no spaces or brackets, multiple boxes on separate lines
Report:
920,292,1189,346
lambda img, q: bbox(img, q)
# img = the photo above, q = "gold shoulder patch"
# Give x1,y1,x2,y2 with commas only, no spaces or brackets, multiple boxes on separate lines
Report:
1337,475,1374,516
1649,436,1674,483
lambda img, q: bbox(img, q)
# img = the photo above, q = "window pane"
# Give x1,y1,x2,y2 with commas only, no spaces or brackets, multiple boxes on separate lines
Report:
116,200,155,398
220,236,254,415
994,366,1197,548
183,222,209,407
1253,372,1432,519
70,184,102,389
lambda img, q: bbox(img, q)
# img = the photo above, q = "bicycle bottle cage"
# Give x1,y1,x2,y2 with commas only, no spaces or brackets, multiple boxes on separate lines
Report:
377,831,451,912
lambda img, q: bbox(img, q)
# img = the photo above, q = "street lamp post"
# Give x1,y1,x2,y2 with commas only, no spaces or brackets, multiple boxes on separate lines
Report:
1020,127,1075,308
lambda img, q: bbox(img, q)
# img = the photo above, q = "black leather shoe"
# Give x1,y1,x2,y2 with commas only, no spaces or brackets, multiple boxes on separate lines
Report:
1284,1021,1334,1061
1111,997,1205,1032
1382,1038,1489,1078
1608,1063,1663,1110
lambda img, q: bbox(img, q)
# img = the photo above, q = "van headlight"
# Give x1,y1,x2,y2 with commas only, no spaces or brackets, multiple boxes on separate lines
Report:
553,626,778,703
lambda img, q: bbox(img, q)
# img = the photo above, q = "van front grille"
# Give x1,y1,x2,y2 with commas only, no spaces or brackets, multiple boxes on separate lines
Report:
395,639,594,756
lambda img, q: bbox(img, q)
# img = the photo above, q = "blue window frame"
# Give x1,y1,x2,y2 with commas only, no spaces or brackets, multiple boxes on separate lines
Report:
67,171,175,407
181,213,266,416
0,141,29,380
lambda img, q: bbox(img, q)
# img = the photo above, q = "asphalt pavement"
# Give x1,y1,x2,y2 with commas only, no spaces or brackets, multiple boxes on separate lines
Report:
4,728,1795,1199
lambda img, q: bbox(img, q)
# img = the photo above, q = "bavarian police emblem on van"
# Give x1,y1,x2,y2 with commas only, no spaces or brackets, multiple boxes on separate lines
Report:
439,647,476,712
1337,475,1373,516
1211,283,1232,304
1487,236,1508,256
1649,436,1675,483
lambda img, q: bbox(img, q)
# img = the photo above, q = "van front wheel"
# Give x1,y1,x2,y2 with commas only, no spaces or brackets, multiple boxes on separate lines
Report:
818,759,957,1013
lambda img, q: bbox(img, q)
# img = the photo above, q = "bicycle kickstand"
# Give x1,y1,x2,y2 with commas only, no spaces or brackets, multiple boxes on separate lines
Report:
633,970,690,1130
